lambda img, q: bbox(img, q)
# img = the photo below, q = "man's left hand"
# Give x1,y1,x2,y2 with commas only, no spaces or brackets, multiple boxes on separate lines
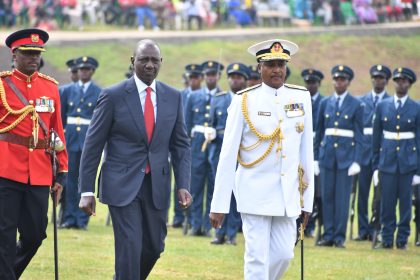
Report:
50,183,63,206
302,211,310,228
178,188,193,209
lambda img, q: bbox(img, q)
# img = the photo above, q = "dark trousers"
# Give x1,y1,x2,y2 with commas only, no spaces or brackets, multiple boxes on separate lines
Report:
357,164,374,237
379,170,414,245
320,165,353,243
0,177,49,280
109,174,167,280
63,151,89,228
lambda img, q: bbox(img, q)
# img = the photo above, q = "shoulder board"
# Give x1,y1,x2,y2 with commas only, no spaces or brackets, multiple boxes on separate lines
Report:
215,91,229,97
0,71,12,78
236,84,262,95
38,73,59,85
284,83,307,91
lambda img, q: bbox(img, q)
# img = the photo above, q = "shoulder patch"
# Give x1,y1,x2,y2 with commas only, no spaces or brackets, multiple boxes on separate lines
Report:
38,72,59,85
215,91,229,97
236,84,262,95
284,83,307,91
0,71,12,78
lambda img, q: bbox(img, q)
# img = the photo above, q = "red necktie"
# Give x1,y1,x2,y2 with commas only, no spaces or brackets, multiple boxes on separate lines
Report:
144,87,154,173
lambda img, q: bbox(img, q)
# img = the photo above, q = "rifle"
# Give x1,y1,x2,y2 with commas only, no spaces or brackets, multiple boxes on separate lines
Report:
349,174,358,240
370,180,381,249
48,129,60,280
413,184,420,246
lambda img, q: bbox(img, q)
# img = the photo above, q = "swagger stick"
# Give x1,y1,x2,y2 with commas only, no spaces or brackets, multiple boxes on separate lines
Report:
49,129,59,280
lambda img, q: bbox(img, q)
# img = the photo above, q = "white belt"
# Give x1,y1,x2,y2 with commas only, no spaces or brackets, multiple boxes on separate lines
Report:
363,127,373,135
325,128,354,138
191,125,206,137
383,130,415,140
313,131,316,138
67,116,91,125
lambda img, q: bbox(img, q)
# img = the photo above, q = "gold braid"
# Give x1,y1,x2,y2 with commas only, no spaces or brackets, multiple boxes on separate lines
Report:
0,78,39,144
237,92,284,168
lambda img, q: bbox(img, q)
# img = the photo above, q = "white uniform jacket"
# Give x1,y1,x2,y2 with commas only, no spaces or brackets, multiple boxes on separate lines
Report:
210,83,314,217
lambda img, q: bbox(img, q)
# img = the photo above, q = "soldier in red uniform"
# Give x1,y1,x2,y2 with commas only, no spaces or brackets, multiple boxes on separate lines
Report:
0,28,68,279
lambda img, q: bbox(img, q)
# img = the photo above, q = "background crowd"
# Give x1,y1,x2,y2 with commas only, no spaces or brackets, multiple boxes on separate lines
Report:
0,0,418,31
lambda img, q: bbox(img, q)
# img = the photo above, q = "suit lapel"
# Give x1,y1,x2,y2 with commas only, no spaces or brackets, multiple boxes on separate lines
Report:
123,77,148,145
151,82,167,145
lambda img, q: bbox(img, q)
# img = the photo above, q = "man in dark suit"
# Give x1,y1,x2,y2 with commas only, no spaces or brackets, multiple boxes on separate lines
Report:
78,39,192,279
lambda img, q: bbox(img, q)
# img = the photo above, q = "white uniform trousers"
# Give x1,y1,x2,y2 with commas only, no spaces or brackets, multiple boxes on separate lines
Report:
241,214,297,280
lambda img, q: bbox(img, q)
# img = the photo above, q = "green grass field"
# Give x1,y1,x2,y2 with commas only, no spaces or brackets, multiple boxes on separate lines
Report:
19,34,420,279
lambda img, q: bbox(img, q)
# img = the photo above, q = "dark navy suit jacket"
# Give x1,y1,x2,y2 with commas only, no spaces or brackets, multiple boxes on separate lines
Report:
78,77,191,209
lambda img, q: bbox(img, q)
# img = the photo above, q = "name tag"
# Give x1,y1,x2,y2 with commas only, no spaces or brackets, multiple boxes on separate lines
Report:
258,111,271,117
284,103,304,118
35,97,55,113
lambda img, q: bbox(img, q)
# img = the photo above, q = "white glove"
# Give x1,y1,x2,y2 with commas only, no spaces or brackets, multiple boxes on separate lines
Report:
348,162,361,176
373,170,379,186
204,127,216,141
314,161,320,176
412,175,420,186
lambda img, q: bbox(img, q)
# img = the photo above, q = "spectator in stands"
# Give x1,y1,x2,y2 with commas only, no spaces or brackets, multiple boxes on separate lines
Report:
353,0,379,23
185,0,203,29
135,0,159,31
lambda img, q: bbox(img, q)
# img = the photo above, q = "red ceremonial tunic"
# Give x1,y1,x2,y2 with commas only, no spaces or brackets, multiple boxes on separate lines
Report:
0,69,68,186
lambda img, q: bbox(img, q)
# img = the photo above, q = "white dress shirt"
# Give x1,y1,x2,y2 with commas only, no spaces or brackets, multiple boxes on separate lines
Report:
78,80,92,93
134,74,157,122
333,91,348,108
394,94,408,109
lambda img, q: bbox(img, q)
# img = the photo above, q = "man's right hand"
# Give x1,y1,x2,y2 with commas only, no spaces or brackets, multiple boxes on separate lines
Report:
209,212,225,229
79,196,96,216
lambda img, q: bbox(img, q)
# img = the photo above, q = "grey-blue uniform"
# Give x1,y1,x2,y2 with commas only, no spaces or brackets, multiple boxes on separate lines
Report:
173,63,204,227
60,56,101,229
210,63,249,243
372,67,420,248
301,68,325,236
314,65,364,246
357,64,391,239
184,61,224,235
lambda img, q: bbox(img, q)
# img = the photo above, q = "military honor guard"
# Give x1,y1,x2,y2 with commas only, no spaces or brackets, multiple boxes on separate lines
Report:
247,65,262,87
314,65,364,248
185,60,224,236
372,67,420,249
180,64,204,111
210,62,250,245
355,64,391,241
59,56,101,230
0,28,68,279
210,39,314,279
301,68,325,238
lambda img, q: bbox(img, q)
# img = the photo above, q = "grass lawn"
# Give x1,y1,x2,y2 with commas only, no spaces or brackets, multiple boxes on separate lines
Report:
19,34,420,279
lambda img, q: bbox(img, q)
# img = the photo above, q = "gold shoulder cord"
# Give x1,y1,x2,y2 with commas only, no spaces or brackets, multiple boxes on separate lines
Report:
0,78,40,144
237,92,284,168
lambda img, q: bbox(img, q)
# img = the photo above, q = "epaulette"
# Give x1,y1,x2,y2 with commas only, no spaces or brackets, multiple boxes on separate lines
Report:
215,91,229,97
0,71,12,78
38,72,59,85
284,83,307,91
236,84,262,95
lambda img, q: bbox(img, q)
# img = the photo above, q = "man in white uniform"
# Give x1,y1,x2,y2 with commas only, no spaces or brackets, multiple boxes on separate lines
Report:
210,39,314,279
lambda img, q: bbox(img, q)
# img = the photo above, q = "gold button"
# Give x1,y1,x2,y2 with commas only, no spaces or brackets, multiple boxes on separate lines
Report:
325,114,329,118
396,125,400,130
336,112,340,116
351,142,355,146
195,108,199,112
27,84,32,88
344,115,348,119
29,100,34,104
380,148,382,151
397,115,400,119
281,173,285,176
204,122,208,126
414,147,417,151
396,146,400,151
77,108,81,113
334,121,338,126
205,113,209,118
76,127,81,132
408,119,411,123
88,102,92,107
69,102,73,106
384,117,388,121
334,143,338,148
282,154,286,158
279,118,283,123
206,105,211,110
29,148,33,152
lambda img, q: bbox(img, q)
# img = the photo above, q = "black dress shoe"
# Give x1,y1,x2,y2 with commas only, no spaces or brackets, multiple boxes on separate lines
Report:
172,221,183,228
334,241,345,248
210,236,225,245
416,241,420,247
374,242,393,249
304,230,315,238
226,237,237,246
188,228,202,236
316,240,334,247
396,242,407,250
354,234,370,241
58,222,76,229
